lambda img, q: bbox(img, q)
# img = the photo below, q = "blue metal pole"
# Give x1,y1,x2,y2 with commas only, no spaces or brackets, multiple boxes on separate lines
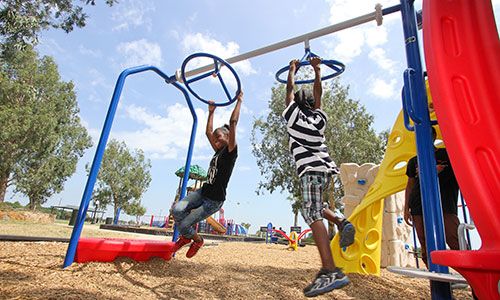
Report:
63,65,195,268
170,79,198,243
113,207,121,225
399,1,452,299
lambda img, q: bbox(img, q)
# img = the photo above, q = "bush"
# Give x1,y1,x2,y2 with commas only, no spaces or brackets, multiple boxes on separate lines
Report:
0,201,26,211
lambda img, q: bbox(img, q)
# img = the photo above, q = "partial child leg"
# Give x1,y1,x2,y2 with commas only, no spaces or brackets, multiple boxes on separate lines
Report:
323,206,355,248
176,197,222,258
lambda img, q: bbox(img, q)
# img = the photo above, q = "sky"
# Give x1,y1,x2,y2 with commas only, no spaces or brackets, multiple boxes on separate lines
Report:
6,0,500,242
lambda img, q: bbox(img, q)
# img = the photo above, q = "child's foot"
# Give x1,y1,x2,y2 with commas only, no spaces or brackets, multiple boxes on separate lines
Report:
186,237,204,258
303,268,350,297
173,236,191,252
339,220,355,248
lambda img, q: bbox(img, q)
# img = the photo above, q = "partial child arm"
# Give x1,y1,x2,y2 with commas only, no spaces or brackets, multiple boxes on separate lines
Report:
310,57,322,110
228,91,243,153
206,101,218,151
404,177,415,226
286,60,299,107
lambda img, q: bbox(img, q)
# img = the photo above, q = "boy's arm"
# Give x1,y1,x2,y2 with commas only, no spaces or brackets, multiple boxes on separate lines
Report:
228,91,243,153
286,60,299,107
206,101,217,151
310,57,322,110
404,177,415,226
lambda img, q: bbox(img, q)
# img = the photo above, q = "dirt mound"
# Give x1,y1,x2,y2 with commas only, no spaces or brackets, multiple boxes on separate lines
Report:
0,210,55,223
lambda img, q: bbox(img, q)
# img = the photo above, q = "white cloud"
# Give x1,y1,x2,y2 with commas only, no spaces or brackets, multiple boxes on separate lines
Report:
116,39,162,68
368,48,397,74
368,77,398,100
88,69,109,88
79,45,102,58
101,103,240,160
111,0,155,31
364,26,388,48
181,32,256,77
80,117,101,143
323,0,397,63
324,29,365,63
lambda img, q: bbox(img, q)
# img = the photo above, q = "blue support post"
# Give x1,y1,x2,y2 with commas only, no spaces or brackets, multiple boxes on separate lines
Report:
113,207,121,225
170,77,198,243
63,65,197,268
399,1,452,299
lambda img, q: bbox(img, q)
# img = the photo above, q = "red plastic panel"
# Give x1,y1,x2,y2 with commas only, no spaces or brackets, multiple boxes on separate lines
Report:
75,238,175,263
423,0,500,298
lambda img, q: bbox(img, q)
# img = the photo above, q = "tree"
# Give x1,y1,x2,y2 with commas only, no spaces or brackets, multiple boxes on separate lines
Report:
124,200,147,225
91,139,152,220
0,46,91,208
290,196,302,227
251,79,385,229
0,0,117,53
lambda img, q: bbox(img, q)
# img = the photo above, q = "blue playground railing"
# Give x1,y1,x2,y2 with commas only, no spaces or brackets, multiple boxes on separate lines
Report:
63,65,197,268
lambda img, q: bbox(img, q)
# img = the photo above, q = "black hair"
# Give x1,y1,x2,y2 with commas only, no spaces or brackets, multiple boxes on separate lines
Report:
294,89,315,109
214,124,230,135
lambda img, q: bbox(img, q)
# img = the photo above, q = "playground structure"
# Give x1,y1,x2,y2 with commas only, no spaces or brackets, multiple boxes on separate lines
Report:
266,226,312,251
339,163,415,269
62,1,498,298
65,52,242,267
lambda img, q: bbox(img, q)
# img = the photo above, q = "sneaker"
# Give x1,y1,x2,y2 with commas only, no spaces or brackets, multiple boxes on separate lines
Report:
186,238,204,258
173,236,191,252
303,268,350,297
339,220,355,248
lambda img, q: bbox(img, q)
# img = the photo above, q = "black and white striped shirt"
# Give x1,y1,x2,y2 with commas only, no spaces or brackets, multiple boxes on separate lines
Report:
282,101,338,177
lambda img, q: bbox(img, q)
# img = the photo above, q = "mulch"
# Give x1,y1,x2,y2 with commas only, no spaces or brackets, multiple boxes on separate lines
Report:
0,241,473,299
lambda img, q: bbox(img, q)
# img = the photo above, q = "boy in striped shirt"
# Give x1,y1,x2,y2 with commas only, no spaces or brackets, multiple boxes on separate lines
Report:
282,57,355,297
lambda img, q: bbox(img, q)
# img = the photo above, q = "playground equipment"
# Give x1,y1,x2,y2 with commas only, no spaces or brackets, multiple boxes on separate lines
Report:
268,228,311,251
63,2,498,297
339,163,415,269
275,45,345,84
63,53,241,267
75,238,174,263
423,1,500,299
206,216,227,234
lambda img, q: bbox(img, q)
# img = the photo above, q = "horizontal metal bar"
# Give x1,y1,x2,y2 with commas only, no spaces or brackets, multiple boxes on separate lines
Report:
178,4,401,81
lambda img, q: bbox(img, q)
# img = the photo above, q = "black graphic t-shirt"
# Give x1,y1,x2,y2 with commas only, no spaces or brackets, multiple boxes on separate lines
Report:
406,148,459,216
201,145,238,202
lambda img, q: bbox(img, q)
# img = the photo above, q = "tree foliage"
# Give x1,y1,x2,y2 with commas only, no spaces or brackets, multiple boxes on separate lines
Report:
0,0,117,53
0,46,91,208
251,79,386,214
91,139,152,220
124,200,147,224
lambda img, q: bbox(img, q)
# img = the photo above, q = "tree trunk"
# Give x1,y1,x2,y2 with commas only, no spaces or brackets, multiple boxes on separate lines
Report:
0,174,8,203
293,212,298,227
28,196,37,210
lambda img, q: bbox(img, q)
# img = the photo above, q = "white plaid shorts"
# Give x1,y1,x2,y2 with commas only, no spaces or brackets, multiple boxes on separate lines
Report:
300,171,331,225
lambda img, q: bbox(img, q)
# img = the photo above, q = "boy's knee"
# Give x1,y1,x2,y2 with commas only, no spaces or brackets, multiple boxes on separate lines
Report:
171,204,183,219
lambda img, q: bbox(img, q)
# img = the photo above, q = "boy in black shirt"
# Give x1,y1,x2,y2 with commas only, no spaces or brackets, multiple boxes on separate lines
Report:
404,126,460,268
172,91,243,258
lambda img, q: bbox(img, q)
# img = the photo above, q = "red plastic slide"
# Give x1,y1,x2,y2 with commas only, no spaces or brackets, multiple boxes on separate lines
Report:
75,238,176,263
423,0,500,298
